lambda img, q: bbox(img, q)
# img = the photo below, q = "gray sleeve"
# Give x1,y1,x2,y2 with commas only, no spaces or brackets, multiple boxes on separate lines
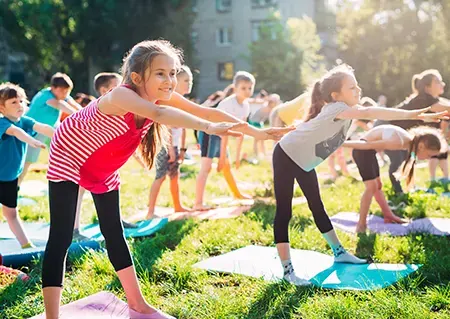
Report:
326,102,351,121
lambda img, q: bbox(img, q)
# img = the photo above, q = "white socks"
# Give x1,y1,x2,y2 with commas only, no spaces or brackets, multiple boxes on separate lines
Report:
281,259,311,286
322,229,367,264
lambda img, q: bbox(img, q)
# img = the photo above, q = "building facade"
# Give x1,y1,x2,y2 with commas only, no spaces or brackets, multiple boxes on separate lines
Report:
192,0,336,99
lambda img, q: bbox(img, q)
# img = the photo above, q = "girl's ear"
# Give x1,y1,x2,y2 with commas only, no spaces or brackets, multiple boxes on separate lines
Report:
130,72,142,87
330,91,339,101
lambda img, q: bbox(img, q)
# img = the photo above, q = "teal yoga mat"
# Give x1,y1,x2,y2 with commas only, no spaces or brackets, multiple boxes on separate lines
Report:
0,239,101,268
79,218,169,240
194,245,420,290
0,218,168,242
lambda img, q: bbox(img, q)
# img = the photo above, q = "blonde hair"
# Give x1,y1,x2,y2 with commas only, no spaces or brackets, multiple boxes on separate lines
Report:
121,40,183,169
233,71,255,86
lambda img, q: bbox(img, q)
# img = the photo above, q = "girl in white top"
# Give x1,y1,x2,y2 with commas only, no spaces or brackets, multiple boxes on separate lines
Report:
343,125,445,232
274,64,447,286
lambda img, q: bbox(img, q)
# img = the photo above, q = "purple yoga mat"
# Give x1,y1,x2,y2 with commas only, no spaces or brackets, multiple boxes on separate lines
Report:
331,212,450,236
30,291,129,318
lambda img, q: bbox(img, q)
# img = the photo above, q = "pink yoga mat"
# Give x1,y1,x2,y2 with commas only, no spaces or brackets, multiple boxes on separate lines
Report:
30,291,129,318
331,212,450,236
131,205,251,222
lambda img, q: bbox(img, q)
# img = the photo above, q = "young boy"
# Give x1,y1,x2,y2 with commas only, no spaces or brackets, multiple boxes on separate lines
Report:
19,73,82,185
93,72,122,96
218,71,255,170
0,83,54,248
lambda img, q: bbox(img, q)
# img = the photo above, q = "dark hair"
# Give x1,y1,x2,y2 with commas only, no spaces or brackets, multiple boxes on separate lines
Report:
414,69,442,96
93,72,123,94
50,72,73,89
0,82,27,107
402,126,444,187
305,64,355,121
80,95,95,107
121,40,183,170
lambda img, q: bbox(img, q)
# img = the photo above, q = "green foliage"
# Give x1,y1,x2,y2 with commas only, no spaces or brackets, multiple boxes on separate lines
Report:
337,0,450,105
249,13,324,100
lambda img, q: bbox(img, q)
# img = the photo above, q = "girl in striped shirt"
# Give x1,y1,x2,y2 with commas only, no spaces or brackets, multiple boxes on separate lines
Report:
42,40,292,319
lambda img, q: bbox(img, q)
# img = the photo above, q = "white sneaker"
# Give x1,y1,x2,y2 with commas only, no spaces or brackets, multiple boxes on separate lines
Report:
283,272,312,286
334,252,367,264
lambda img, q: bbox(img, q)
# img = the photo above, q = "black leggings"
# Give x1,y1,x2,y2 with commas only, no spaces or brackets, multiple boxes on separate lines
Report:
273,144,333,243
384,150,407,194
42,181,132,288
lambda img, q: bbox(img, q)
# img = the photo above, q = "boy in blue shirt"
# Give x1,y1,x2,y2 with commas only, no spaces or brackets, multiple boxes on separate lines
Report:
0,83,54,248
19,73,81,185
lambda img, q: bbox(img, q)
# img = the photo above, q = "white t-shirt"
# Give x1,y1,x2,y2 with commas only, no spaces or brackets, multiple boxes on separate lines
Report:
217,94,250,121
279,102,352,171
171,127,182,148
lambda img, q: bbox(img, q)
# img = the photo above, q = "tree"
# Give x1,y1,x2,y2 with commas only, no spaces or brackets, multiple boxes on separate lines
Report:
336,0,449,105
249,14,324,100
0,0,195,93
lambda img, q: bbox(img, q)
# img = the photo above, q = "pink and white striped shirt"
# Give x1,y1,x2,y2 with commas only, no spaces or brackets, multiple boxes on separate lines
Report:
47,86,153,194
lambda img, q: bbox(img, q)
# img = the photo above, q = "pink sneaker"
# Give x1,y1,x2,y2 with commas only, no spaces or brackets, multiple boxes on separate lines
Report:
129,308,176,319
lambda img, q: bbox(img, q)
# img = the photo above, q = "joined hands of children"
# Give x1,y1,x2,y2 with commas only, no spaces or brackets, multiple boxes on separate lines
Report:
256,126,296,141
205,122,247,137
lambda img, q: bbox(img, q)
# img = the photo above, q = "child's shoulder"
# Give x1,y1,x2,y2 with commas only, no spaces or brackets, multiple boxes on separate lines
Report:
323,101,350,112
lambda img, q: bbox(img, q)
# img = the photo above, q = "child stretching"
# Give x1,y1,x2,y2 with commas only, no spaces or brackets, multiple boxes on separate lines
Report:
0,83,54,248
273,64,447,285
19,73,81,185
41,39,264,319
344,125,444,232
147,65,193,218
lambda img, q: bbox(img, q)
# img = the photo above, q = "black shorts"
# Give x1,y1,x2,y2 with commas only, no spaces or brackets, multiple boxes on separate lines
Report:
352,149,380,181
431,152,448,160
0,179,19,208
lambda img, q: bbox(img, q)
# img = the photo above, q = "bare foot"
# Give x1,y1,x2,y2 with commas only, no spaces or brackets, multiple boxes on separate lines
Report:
384,214,408,224
356,223,367,233
234,193,252,200
193,204,215,211
128,301,159,315
174,206,193,213
145,211,154,220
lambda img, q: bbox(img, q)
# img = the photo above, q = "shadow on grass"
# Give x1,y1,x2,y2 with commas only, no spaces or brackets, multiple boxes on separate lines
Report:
356,232,377,260
247,202,312,232
245,281,314,319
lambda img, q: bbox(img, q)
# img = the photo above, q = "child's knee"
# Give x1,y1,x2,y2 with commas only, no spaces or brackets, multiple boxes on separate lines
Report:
2,207,18,220
376,179,382,190
364,180,378,193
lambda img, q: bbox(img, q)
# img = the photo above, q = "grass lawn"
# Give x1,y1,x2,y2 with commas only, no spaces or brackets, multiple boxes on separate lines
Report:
1,132,450,319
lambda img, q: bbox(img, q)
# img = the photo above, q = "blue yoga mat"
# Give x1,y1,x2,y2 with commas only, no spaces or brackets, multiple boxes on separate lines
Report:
194,245,420,290
0,239,101,268
79,218,169,240
0,218,168,242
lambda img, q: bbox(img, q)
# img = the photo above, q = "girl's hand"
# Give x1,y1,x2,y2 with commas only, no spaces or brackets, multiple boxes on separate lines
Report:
205,122,247,137
168,147,176,163
255,126,296,140
179,150,185,163
417,110,449,122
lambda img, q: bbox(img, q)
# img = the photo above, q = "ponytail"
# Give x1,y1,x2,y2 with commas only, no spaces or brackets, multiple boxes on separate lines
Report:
305,81,325,122
138,123,169,169
402,136,419,188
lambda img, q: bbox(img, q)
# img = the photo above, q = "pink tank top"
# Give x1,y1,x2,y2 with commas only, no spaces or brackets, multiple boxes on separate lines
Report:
47,85,153,193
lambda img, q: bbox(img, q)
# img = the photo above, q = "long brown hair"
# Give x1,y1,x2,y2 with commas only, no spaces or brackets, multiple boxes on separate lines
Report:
412,69,442,96
402,126,444,187
305,64,355,122
121,40,182,169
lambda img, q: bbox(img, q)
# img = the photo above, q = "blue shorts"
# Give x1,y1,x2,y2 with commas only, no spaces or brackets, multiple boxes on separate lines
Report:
198,131,221,159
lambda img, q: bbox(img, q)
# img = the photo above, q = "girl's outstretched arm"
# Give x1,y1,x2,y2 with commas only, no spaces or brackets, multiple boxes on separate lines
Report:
162,92,294,139
337,106,448,122
107,87,245,136
342,140,402,151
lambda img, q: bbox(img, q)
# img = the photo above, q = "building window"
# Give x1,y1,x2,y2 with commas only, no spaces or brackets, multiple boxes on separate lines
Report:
216,27,232,46
251,0,277,8
192,0,198,12
216,0,232,12
251,20,277,42
218,62,234,81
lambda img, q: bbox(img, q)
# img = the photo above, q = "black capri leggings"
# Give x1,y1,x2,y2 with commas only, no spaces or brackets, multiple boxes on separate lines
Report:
42,181,133,288
273,144,333,243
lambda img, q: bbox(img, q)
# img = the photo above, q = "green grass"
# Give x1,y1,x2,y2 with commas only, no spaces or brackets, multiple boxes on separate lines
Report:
1,134,450,318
